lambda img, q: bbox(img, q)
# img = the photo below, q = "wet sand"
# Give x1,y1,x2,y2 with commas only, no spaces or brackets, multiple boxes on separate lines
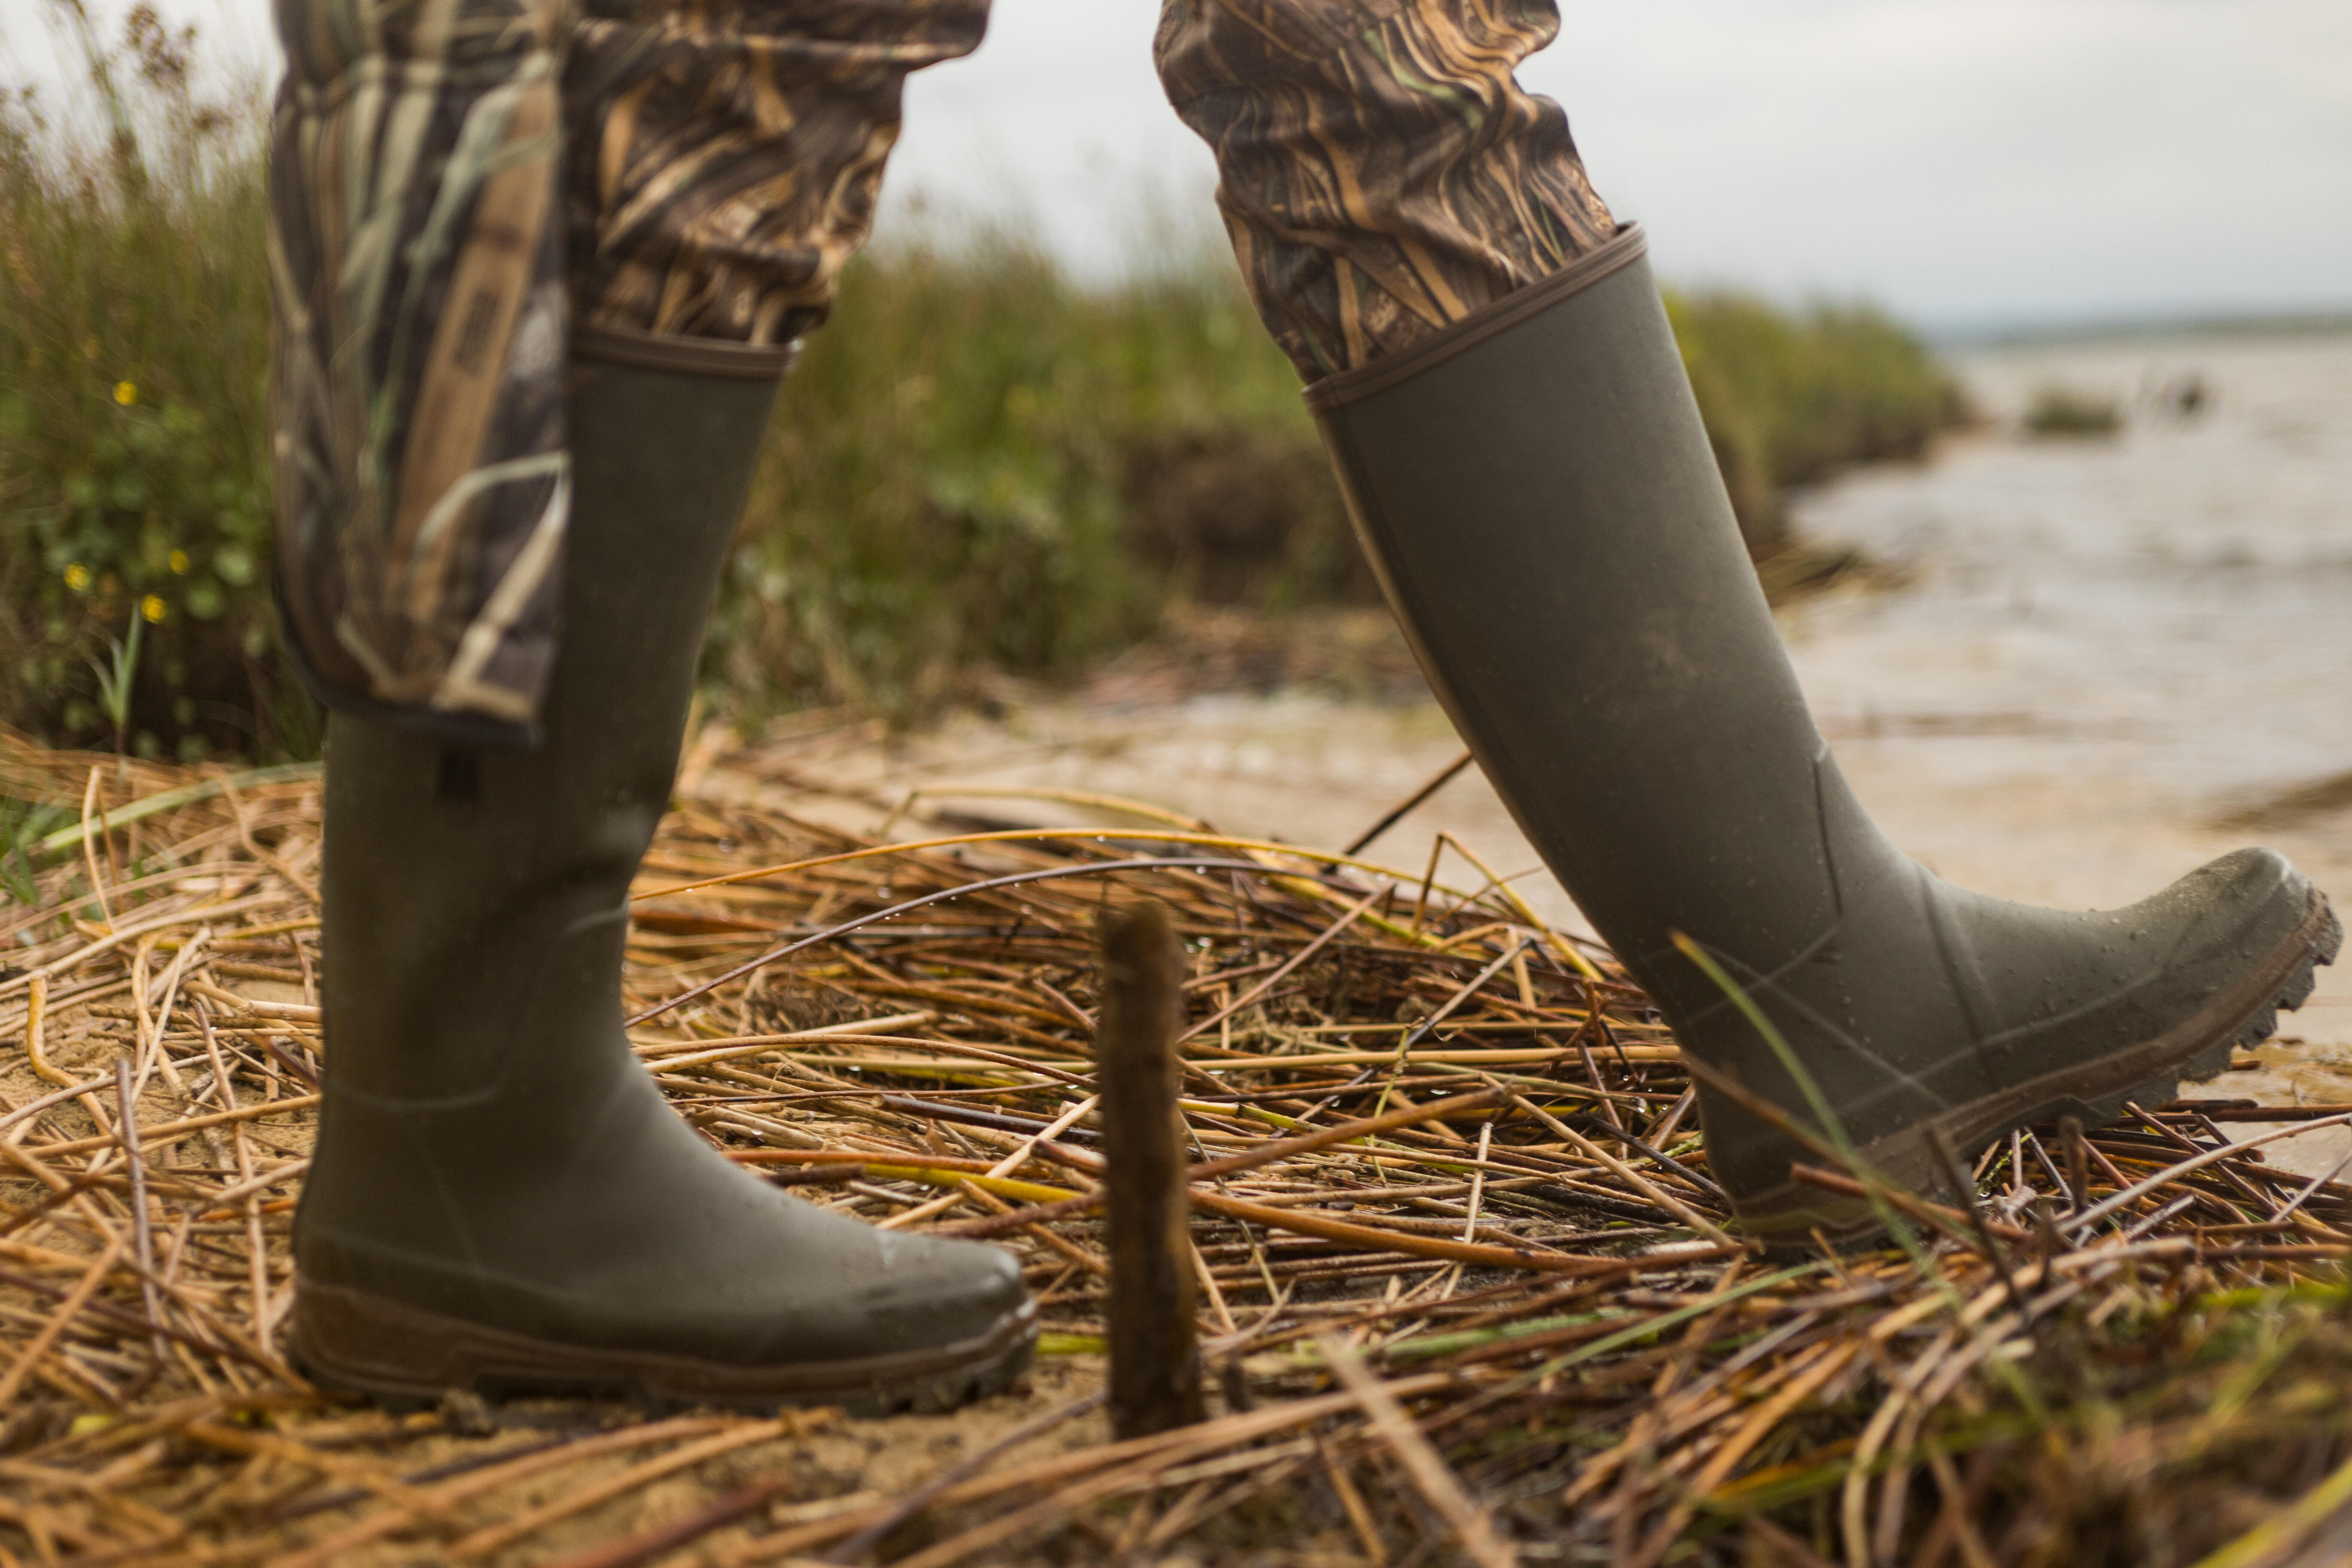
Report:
733,328,2352,1168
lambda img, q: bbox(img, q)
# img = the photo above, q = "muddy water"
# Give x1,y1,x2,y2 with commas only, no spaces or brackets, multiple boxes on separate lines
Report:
741,329,2352,1169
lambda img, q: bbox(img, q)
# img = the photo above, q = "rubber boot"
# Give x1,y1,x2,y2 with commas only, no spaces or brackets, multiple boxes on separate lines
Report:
1308,228,2341,1238
290,328,1035,1409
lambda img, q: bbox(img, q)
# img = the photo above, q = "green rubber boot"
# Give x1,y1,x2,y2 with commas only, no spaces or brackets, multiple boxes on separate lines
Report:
1309,228,2340,1239
291,329,1035,1408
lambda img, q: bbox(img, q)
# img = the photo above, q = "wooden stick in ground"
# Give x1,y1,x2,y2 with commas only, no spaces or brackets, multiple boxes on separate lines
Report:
1318,1334,1518,1568
1099,899,1207,1439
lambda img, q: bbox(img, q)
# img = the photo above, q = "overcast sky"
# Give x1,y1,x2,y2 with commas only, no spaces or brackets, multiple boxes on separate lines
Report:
6,0,2347,331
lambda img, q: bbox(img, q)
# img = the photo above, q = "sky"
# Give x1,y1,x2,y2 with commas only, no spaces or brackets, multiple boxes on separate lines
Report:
5,0,2348,332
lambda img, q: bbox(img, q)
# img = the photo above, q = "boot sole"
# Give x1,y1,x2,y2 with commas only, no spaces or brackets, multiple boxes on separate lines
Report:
289,1279,1038,1417
1739,884,2342,1242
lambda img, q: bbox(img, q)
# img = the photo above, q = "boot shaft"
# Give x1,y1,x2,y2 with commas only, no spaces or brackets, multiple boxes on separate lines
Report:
1310,231,1847,1042
292,331,1037,1405
321,336,784,1103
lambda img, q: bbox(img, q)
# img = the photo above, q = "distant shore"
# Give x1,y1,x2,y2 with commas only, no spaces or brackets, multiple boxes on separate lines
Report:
1933,306,2352,351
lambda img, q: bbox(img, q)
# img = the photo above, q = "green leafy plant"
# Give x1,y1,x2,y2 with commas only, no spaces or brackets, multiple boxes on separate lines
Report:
84,610,141,771
0,4,290,762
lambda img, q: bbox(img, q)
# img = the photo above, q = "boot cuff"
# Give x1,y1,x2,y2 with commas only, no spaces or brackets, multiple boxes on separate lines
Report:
1303,224,1648,414
573,324,800,380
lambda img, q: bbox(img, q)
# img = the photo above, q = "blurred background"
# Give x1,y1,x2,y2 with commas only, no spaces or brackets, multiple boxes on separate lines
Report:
5,0,2350,1114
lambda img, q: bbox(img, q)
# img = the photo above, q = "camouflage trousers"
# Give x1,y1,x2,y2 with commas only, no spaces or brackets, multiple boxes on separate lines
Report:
267,0,1616,737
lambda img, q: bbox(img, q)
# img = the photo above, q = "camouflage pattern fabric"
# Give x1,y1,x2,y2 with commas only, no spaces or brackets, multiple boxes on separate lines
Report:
270,0,574,734
269,0,1609,735
1155,0,1618,382
564,0,989,346
267,0,983,737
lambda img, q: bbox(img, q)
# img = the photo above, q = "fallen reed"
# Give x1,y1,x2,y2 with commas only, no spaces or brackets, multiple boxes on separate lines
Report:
0,720,2347,1567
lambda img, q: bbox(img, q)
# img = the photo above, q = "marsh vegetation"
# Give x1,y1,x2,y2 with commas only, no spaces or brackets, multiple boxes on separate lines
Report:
2022,385,2126,438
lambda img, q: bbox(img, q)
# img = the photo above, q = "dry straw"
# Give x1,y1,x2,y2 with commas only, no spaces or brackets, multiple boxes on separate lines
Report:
0,722,2348,1566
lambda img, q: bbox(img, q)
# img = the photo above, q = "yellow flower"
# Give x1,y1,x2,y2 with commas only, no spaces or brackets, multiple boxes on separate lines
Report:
140,595,166,624
63,563,91,591
113,381,137,406
168,550,190,574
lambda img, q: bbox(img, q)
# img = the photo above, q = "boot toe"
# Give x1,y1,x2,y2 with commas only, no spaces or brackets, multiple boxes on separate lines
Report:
834,1230,1029,1353
2117,846,2322,1020
568,1182,1033,1367
2139,847,2303,948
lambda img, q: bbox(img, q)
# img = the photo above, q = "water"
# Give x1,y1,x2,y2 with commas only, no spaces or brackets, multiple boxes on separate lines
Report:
1789,332,2352,806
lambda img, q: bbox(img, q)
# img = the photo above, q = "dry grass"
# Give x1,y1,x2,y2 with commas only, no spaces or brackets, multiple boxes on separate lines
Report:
2,724,2351,1567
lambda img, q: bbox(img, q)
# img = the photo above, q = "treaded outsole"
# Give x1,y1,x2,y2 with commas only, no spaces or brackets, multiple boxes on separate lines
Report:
289,1280,1038,1419
2116,897,2343,1119
291,1357,1035,1420
293,1331,1036,1421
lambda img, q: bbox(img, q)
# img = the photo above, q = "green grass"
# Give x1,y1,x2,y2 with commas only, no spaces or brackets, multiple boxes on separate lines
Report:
1669,289,1969,554
2,18,1964,761
708,219,1318,720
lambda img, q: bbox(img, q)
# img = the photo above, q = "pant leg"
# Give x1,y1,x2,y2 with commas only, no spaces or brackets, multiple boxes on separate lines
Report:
269,0,578,734
562,0,989,346
1154,0,1618,383
268,0,985,739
